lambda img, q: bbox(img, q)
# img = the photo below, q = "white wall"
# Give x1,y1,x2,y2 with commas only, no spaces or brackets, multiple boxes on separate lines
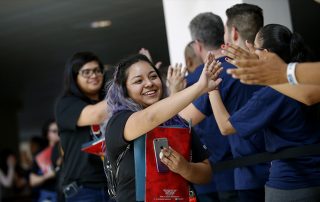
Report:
162,0,292,65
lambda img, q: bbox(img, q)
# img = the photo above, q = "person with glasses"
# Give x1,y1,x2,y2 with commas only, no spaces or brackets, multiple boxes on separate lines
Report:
55,52,110,201
29,119,60,202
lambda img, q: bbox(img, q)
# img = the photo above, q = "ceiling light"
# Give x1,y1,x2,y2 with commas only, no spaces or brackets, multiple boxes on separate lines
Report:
90,20,112,28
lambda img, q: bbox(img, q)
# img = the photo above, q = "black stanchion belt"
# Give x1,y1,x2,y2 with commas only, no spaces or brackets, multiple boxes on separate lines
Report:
212,143,320,172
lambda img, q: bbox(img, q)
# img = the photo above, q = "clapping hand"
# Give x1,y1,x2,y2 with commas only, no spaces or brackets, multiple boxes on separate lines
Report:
166,63,187,95
197,52,223,94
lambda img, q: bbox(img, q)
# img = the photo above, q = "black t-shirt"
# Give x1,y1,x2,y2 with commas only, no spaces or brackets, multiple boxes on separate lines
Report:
30,156,56,192
55,95,106,188
106,110,209,202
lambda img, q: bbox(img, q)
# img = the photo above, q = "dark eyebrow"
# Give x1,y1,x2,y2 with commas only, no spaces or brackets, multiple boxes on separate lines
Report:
149,70,156,75
80,66,100,71
130,70,157,80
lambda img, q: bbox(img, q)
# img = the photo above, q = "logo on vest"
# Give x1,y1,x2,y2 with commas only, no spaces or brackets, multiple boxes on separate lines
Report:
163,189,177,196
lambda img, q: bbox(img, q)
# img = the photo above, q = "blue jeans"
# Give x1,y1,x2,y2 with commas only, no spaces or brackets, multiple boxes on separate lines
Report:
65,186,110,202
38,190,57,202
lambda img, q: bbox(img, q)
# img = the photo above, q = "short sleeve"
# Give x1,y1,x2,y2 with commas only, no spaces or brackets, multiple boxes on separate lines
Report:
105,110,134,158
55,96,87,131
229,87,283,138
193,94,212,116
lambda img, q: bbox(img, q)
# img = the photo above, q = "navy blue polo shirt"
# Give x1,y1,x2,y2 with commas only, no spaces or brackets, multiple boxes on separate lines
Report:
186,64,235,193
193,56,269,190
230,87,320,189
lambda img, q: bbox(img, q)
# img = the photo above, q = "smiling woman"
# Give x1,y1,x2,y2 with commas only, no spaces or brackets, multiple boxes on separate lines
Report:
125,60,163,108
104,53,222,201
55,52,110,202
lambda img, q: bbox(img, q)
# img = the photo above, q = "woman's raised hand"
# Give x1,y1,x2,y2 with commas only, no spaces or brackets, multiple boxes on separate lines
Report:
197,52,223,94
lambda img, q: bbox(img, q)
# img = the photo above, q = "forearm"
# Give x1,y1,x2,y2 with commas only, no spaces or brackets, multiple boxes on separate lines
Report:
296,62,320,85
29,173,52,187
179,160,212,184
271,84,320,105
0,166,14,187
77,100,108,126
208,91,236,135
125,83,204,141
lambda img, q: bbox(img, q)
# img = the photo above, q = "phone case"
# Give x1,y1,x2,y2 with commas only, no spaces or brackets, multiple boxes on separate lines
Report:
153,138,169,173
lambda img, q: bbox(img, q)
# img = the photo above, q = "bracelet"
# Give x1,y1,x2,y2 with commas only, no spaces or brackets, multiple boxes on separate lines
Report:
287,62,298,85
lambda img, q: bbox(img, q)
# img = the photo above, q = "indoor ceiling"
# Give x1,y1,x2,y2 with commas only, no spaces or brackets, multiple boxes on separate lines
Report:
0,0,170,144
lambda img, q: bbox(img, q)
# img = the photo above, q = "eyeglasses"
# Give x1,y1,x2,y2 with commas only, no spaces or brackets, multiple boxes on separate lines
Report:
78,68,103,78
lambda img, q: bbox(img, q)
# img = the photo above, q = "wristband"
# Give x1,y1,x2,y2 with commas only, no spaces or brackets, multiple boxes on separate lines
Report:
287,62,298,85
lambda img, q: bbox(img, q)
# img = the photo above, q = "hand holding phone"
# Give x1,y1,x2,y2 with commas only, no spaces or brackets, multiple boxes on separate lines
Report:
153,138,169,173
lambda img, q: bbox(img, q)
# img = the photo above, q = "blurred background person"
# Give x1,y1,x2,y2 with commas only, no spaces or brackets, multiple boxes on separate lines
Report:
55,52,109,201
0,151,16,202
29,119,60,202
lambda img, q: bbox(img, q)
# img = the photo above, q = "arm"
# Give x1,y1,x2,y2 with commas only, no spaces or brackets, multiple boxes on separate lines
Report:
271,84,320,105
0,156,15,187
77,100,108,126
160,147,211,184
29,169,55,187
208,90,236,135
179,104,206,126
124,53,222,141
295,62,320,85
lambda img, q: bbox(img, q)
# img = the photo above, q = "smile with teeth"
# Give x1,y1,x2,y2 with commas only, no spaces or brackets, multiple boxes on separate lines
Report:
143,90,157,96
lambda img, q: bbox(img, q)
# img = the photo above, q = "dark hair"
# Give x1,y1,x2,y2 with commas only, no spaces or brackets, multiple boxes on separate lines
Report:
30,136,48,155
257,24,313,63
41,118,56,140
105,54,166,119
189,12,224,49
63,51,106,102
226,3,263,43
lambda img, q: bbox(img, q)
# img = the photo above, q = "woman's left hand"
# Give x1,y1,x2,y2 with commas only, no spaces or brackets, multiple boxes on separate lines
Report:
160,147,189,175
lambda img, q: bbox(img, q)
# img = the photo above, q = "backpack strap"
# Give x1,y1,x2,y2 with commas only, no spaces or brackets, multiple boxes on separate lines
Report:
115,144,131,180
103,144,130,198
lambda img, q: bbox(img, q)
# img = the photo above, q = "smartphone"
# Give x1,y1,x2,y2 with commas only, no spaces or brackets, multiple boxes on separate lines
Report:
153,138,169,173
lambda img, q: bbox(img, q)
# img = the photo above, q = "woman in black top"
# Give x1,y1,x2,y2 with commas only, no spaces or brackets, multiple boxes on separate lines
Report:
55,52,109,201
29,119,60,202
105,53,221,201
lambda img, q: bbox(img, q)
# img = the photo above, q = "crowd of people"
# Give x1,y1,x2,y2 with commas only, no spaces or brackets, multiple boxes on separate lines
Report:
1,2,320,202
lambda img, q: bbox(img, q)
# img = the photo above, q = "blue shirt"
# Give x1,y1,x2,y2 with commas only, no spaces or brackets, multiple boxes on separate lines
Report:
187,63,235,193
193,56,269,190
230,87,320,189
